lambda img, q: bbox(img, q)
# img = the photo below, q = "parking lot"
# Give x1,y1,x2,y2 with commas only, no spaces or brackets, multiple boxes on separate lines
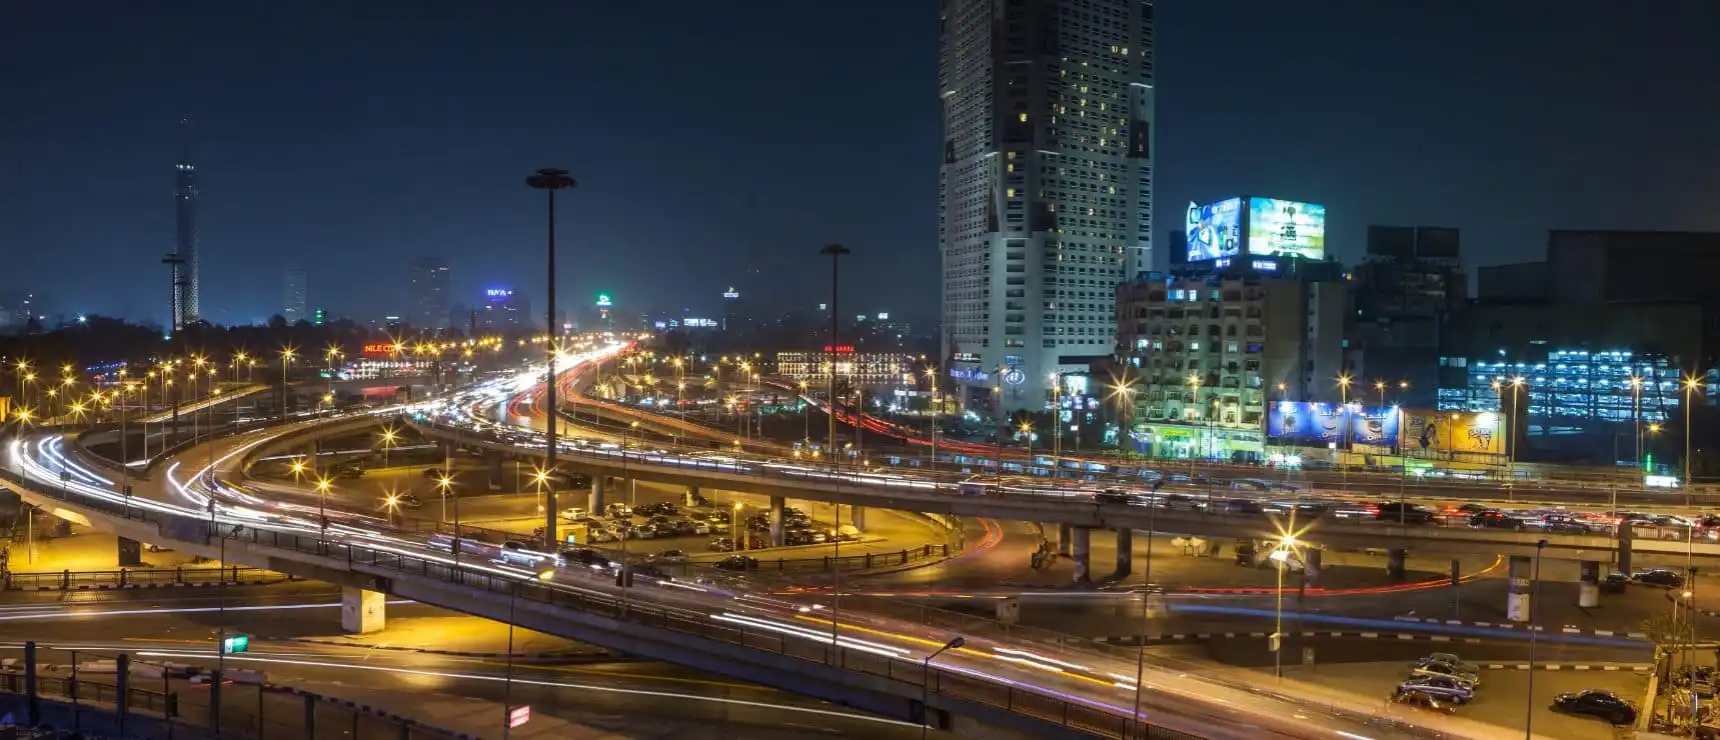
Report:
1272,661,1646,740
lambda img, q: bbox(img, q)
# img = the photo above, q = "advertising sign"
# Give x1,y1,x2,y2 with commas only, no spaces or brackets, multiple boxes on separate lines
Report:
595,292,613,308
1399,410,1504,455
485,288,513,299
508,705,531,728
361,343,395,356
1247,198,1326,260
1185,198,1244,261
1268,403,1398,445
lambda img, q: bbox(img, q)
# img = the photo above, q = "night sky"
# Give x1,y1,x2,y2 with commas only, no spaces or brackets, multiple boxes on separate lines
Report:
3,1,1717,327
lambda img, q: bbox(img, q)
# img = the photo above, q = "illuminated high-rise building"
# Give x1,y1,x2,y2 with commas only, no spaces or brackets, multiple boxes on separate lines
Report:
407,258,451,333
282,269,308,324
173,144,200,326
938,0,1156,414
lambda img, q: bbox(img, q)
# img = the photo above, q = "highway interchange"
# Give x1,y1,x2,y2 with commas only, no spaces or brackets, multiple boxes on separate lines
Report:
0,345,1713,739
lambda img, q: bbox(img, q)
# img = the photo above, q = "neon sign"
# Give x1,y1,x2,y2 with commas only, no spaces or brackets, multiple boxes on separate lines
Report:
824,345,856,353
595,292,613,308
486,288,513,298
362,343,395,355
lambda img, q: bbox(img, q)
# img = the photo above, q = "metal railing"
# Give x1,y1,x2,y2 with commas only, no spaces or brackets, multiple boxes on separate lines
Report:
4,565,288,591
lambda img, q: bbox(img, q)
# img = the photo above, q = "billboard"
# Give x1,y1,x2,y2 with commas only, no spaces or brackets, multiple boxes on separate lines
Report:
1267,403,1399,446
1399,410,1504,455
1184,198,1243,261
1247,198,1326,260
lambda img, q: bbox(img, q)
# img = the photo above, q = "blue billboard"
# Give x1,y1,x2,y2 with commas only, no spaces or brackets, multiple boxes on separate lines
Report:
1185,198,1243,261
1268,402,1399,446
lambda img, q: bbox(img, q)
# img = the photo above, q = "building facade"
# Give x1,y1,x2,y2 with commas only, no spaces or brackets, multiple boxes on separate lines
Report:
282,269,308,324
776,349,916,388
1346,225,1466,408
173,159,200,327
408,258,451,333
939,0,1156,416
1113,268,1345,461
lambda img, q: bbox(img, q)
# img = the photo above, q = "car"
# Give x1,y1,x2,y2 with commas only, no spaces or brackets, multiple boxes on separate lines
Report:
559,507,588,521
1632,568,1685,587
499,541,549,567
1412,654,1480,678
1394,676,1474,705
1469,511,1528,531
1551,689,1636,725
632,524,659,539
651,549,690,563
691,521,711,535
1376,503,1436,524
715,555,760,571
1536,515,1593,534
604,503,633,518
708,537,738,552
1409,660,1480,687
394,494,424,509
1096,488,1133,504
559,548,612,569
1454,503,1493,514
1599,572,1630,593
421,467,448,479
1222,498,1264,515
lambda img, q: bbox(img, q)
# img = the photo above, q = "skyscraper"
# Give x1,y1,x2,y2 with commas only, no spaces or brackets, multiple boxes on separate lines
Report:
173,149,200,326
282,269,308,324
938,0,1156,414
407,258,450,333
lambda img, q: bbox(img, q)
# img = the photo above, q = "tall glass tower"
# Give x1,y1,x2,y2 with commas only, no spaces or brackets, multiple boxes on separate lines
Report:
173,156,200,326
938,0,1155,414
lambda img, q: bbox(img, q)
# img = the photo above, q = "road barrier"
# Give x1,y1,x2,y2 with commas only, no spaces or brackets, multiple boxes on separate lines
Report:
3,566,290,591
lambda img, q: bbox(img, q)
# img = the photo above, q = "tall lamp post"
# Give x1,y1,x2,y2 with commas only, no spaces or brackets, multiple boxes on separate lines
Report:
1523,538,1547,740
1336,374,1352,491
1508,375,1525,496
920,636,966,740
1630,374,1643,473
278,348,296,421
1685,375,1702,571
1268,536,1299,679
527,167,577,551
819,243,850,654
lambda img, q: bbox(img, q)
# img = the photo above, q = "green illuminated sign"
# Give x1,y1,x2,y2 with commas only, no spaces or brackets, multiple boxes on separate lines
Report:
222,635,250,654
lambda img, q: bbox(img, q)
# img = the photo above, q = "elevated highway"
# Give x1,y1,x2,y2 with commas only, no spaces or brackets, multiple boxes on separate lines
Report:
0,380,1460,739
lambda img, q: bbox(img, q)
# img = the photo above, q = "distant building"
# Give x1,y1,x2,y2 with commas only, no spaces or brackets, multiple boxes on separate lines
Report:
777,347,915,388
1346,226,1466,408
1113,267,1347,462
282,269,308,324
407,258,451,333
938,0,1157,416
173,151,201,326
478,288,531,332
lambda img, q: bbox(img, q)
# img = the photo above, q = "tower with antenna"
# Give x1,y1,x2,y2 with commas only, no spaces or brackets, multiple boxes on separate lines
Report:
171,116,200,328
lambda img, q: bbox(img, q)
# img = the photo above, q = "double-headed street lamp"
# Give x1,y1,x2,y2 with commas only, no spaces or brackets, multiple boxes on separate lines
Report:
527,166,577,552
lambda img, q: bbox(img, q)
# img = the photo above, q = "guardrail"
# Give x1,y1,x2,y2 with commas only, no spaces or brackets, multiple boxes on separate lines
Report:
3,565,289,591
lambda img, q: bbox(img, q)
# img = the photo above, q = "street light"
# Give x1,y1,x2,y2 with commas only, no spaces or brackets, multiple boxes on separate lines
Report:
1508,376,1525,495
1523,538,1547,740
1629,375,1644,474
1336,373,1352,489
313,476,332,540
527,166,578,552
279,347,296,421
1269,535,1299,679
819,242,852,655
920,636,967,740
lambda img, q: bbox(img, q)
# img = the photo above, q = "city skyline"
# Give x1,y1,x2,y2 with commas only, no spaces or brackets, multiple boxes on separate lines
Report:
2,2,1717,327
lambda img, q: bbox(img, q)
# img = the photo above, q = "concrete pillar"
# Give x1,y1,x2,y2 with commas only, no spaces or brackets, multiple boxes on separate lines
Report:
1072,527,1092,584
587,476,606,514
850,506,867,532
1114,528,1133,579
769,496,786,547
1057,523,1074,556
485,450,504,490
1617,523,1634,575
441,440,457,459
1507,555,1532,622
1579,559,1601,608
117,536,143,567
1386,548,1407,580
1303,548,1323,588
684,486,701,507
341,587,386,634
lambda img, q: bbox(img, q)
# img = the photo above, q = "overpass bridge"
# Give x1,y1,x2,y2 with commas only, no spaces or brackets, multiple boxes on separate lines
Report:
135,384,271,424
0,415,1440,740
403,409,1720,616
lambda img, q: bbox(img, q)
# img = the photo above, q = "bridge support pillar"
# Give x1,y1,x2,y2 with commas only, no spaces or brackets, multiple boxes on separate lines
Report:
587,477,606,514
117,536,143,567
1113,528,1132,579
1303,548,1323,588
441,440,457,459
1056,523,1073,556
1386,548,1407,581
1507,555,1532,622
340,587,386,634
485,450,504,490
1617,524,1634,574
684,486,701,507
849,506,866,532
769,496,786,547
1579,559,1601,608
1071,527,1092,584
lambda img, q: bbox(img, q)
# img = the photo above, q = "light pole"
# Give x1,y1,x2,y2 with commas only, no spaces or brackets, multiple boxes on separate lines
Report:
314,477,332,540
1685,375,1701,571
1185,372,1202,474
1509,375,1524,496
1269,536,1298,679
1336,373,1352,491
920,636,966,740
819,242,850,655
278,348,296,421
527,166,577,552
1630,374,1643,473
1050,372,1063,476
1523,538,1547,740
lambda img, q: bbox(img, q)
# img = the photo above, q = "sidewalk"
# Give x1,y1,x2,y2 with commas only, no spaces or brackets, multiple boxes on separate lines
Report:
4,528,221,574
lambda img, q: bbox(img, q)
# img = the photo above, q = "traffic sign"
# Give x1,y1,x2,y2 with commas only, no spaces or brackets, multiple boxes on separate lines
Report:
508,705,531,728
222,635,250,654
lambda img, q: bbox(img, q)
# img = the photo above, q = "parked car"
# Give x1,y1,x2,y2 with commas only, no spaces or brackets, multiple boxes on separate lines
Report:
559,507,588,521
715,555,760,572
1599,572,1630,593
1550,690,1636,725
1409,660,1480,688
1394,676,1474,705
1376,503,1436,524
394,494,424,509
1412,654,1480,678
1469,511,1528,531
1632,568,1685,587
605,503,633,518
651,549,690,563
708,537,738,552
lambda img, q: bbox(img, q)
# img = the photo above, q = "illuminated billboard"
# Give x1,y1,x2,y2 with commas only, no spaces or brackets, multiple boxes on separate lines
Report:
1246,198,1326,260
1268,402,1398,446
1399,410,1504,456
1184,198,1243,261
